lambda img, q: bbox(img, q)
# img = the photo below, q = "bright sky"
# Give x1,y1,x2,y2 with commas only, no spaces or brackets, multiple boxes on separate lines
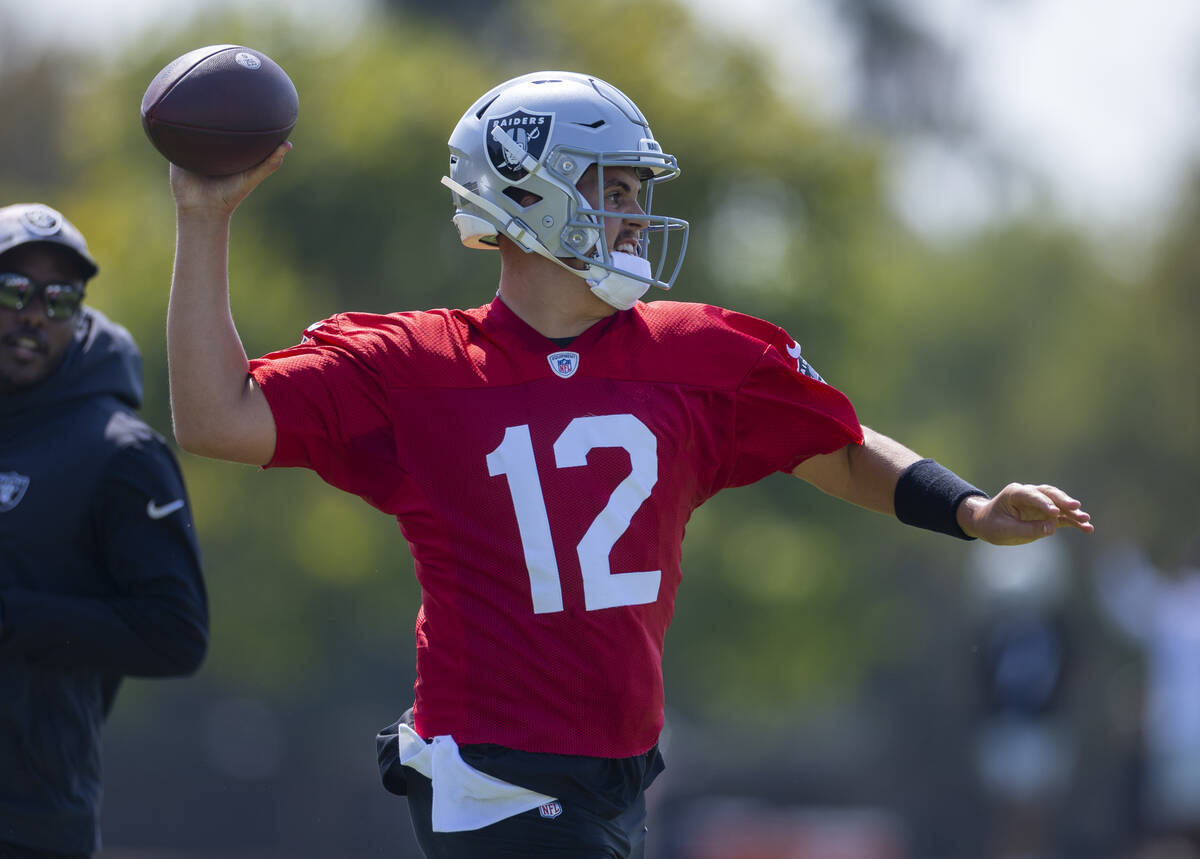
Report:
686,0,1200,240
6,0,1200,240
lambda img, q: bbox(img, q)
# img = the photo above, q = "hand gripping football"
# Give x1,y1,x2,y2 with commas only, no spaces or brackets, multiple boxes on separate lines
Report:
141,45,299,176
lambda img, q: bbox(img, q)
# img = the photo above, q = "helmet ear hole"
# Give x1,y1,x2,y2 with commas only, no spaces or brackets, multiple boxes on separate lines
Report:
502,187,543,208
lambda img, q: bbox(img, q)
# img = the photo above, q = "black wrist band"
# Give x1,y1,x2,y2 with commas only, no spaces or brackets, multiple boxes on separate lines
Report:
894,458,988,540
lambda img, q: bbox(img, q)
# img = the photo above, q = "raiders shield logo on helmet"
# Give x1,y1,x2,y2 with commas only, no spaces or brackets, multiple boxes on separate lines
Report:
487,109,554,182
0,472,30,512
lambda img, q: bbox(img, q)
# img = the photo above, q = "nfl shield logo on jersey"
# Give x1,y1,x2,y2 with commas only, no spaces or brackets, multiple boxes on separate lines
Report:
546,350,580,379
538,801,563,820
0,472,30,512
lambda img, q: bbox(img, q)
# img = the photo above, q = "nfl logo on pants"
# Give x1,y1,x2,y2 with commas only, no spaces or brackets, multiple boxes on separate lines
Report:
538,801,563,820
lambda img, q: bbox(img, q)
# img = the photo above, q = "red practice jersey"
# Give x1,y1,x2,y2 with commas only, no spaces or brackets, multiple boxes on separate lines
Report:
249,297,862,758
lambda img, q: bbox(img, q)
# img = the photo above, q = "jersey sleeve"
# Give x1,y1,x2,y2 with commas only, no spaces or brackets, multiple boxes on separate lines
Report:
248,315,405,508
724,325,863,488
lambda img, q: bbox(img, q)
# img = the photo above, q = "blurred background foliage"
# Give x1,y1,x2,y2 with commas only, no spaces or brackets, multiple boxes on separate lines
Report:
0,0,1194,855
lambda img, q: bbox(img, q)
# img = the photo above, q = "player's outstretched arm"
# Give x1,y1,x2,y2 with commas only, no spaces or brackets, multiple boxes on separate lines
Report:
792,426,923,515
793,426,1092,545
167,144,290,466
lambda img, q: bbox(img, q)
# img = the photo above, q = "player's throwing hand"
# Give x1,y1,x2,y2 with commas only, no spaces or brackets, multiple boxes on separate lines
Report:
170,142,292,219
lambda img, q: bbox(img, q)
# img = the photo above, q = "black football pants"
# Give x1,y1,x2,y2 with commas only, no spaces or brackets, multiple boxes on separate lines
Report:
404,769,648,858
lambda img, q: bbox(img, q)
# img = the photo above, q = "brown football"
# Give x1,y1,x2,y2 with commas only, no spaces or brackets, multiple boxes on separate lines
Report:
141,45,298,176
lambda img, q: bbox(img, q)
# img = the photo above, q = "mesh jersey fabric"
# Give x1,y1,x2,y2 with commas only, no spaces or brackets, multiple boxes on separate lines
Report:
249,297,862,758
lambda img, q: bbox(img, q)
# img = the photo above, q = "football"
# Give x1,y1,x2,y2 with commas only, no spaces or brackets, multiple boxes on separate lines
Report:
141,45,298,176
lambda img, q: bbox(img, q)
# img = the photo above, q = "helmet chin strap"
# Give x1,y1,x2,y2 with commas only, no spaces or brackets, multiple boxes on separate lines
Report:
586,252,652,310
440,174,652,310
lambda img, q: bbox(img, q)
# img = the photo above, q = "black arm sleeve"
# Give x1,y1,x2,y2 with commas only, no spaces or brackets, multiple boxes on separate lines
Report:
0,441,208,676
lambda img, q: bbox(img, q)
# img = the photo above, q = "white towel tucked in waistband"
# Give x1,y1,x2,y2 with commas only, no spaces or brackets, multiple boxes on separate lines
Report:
395,723,557,832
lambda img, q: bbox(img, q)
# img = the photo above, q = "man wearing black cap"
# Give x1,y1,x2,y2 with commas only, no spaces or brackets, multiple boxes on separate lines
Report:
0,203,208,858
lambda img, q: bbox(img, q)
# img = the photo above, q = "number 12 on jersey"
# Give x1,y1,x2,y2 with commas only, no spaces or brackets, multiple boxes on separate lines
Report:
486,414,662,614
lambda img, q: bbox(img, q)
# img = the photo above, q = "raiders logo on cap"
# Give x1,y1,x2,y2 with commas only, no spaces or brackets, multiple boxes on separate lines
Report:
0,203,99,278
18,205,63,237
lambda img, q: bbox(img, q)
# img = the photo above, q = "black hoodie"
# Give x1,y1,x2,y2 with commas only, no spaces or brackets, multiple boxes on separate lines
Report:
0,308,207,854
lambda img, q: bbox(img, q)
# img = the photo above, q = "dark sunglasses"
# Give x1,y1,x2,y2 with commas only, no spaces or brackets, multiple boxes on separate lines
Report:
0,272,86,320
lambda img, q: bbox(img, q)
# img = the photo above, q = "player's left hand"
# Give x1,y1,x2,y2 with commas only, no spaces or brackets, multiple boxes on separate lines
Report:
957,483,1093,545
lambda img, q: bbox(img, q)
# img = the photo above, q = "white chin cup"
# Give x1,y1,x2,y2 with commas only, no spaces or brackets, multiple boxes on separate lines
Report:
587,251,653,310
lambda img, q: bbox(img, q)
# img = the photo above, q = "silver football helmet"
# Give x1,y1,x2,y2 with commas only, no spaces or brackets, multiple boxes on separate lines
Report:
442,71,689,307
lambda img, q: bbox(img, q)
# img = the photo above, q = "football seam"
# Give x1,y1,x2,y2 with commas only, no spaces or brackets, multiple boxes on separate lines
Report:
147,46,243,118
145,119,295,134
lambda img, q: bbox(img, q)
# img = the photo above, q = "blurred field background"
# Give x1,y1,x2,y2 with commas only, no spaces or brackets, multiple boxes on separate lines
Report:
2,0,1198,856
